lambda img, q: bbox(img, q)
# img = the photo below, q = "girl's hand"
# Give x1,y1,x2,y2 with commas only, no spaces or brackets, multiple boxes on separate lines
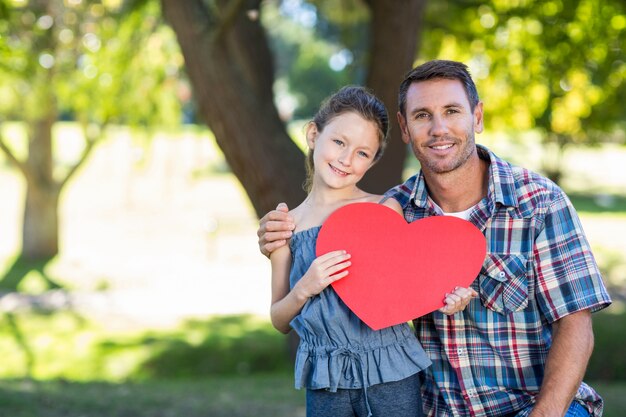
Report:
293,250,351,300
439,286,478,315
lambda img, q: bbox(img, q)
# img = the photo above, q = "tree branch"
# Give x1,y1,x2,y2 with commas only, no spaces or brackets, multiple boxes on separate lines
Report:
0,129,33,183
58,119,109,189
211,0,247,44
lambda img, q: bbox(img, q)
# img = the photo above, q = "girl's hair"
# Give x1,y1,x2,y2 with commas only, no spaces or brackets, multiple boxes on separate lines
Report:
304,86,389,192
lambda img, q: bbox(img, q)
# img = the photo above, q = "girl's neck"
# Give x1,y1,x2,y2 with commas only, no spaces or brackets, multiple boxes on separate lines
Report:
293,185,377,232
305,184,368,207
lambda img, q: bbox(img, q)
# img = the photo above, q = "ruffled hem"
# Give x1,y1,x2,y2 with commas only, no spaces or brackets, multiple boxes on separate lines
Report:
293,333,432,391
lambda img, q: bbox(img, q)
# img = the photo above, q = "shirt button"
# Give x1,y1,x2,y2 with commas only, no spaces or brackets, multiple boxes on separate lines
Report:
498,271,506,278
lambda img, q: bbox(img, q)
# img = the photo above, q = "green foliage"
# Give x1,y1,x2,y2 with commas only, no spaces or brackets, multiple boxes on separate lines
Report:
587,311,626,381
134,315,292,378
568,193,626,214
422,0,626,145
262,1,365,119
0,311,115,380
0,0,184,127
0,255,62,292
0,312,291,381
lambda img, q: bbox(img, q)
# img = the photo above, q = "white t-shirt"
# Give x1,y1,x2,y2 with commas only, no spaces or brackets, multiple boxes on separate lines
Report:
430,200,474,220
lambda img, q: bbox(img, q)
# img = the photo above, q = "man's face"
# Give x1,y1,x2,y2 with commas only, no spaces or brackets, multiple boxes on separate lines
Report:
398,78,483,175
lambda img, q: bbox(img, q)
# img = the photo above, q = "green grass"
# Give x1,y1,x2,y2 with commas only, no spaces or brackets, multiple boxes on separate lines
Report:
0,375,305,417
590,382,626,417
569,193,626,216
0,377,623,417
0,311,624,416
0,313,292,381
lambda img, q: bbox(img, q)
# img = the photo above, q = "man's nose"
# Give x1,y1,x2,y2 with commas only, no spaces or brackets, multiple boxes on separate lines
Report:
430,115,449,137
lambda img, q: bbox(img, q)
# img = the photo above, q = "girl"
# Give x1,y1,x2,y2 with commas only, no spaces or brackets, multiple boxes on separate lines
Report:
270,86,473,417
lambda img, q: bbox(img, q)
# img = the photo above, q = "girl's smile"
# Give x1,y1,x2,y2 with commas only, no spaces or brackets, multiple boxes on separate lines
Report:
307,111,380,190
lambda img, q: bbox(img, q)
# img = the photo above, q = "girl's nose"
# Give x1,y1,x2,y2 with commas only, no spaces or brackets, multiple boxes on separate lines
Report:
338,150,352,166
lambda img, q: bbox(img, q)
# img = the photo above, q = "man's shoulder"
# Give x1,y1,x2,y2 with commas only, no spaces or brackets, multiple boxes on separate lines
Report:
510,164,562,195
384,174,420,207
495,155,569,213
480,145,569,216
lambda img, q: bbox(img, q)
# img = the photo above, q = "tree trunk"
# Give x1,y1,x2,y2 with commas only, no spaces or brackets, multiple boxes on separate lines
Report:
22,184,60,261
162,0,427,215
359,0,427,194
161,0,307,217
22,116,60,260
162,0,428,366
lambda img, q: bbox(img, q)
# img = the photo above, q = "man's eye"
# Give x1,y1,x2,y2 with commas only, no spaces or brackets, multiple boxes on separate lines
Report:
333,139,344,145
415,113,429,120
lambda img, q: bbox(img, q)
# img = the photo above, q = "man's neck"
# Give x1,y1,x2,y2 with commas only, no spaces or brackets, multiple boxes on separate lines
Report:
423,153,489,213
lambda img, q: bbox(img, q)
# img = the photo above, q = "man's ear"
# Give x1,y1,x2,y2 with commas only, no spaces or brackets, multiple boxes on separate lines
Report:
397,112,410,144
473,102,484,134
305,122,318,149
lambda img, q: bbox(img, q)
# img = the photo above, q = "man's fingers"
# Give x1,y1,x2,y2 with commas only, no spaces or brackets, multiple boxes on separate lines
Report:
263,240,287,256
264,220,295,233
268,210,293,222
260,231,292,248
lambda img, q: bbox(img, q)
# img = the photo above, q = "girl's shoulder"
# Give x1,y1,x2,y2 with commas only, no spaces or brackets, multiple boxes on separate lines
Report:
290,202,322,233
359,192,384,203
356,192,403,215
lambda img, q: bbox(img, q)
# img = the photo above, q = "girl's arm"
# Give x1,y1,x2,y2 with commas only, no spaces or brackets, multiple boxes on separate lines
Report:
270,246,352,334
270,245,294,333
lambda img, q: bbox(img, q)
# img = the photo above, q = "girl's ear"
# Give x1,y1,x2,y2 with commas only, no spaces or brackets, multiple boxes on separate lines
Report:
305,122,318,149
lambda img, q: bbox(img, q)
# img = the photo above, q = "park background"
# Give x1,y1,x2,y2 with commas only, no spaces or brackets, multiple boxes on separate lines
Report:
0,0,625,416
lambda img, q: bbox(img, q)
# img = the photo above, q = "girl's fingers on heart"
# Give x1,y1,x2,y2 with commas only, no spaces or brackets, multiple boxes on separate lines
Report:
328,270,349,282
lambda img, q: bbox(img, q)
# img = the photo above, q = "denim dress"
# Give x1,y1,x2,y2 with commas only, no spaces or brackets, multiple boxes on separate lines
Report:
289,226,431,392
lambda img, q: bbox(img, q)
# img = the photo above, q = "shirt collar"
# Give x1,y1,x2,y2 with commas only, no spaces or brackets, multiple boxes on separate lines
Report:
410,144,519,209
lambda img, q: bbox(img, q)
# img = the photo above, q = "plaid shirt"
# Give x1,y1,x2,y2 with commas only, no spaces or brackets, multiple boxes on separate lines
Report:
385,145,612,417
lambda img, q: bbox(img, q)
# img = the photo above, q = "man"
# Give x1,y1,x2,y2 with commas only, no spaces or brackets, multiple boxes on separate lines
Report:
257,60,611,417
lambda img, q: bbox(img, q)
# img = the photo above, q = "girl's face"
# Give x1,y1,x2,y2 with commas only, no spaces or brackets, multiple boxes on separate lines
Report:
307,111,380,190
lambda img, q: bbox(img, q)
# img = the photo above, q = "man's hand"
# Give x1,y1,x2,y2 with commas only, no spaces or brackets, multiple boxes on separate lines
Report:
257,202,296,257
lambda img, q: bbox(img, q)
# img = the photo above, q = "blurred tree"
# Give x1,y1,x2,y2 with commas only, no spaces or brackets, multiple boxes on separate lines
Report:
162,0,427,217
263,1,369,120
0,0,182,262
421,0,626,182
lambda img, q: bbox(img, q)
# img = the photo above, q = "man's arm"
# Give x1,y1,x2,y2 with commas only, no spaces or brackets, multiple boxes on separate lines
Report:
529,309,594,417
257,203,295,257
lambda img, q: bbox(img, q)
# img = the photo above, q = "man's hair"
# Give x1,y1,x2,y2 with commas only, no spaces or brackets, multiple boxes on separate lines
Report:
304,86,389,192
398,60,480,117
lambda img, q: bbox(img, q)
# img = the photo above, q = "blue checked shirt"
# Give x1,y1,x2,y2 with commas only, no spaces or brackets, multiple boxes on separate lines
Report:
385,145,612,417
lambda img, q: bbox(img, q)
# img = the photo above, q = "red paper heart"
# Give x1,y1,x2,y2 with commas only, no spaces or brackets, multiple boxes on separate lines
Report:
316,202,486,330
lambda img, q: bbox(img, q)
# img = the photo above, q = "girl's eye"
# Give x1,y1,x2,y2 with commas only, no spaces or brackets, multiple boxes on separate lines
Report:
333,139,344,146
358,151,370,158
